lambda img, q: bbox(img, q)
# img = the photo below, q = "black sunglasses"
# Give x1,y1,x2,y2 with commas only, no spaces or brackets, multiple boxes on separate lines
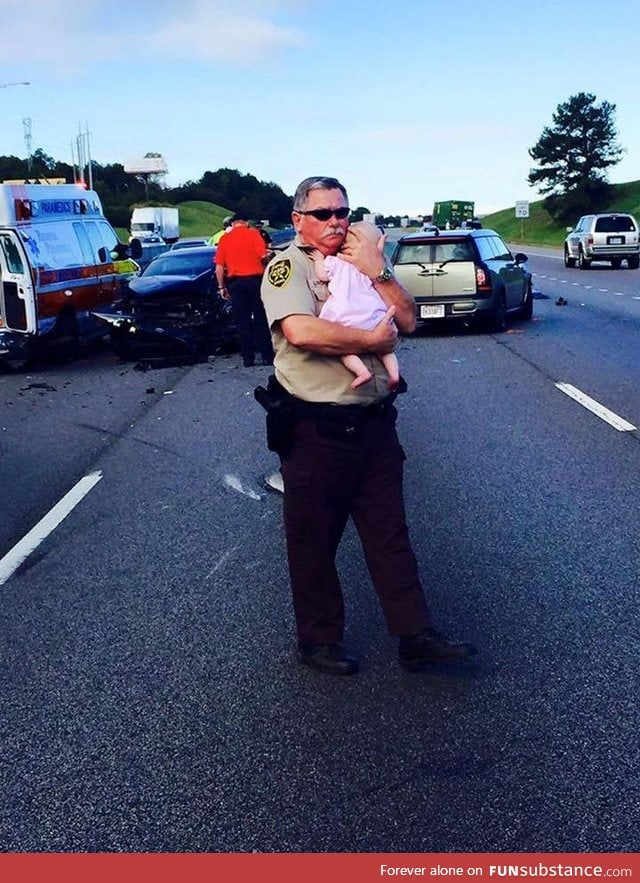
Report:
297,207,350,221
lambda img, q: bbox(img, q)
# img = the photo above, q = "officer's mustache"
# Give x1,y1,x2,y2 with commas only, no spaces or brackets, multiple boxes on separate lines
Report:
322,226,344,237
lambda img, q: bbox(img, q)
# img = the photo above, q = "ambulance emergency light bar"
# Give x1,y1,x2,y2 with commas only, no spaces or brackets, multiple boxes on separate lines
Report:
14,197,100,221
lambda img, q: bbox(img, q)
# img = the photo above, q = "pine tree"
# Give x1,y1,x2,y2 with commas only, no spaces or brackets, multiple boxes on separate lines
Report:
528,92,623,222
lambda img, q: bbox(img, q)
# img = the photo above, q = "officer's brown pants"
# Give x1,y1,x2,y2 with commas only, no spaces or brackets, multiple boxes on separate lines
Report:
280,411,432,645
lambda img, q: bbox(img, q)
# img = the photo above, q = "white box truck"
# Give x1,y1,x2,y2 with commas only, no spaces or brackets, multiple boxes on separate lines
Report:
130,206,179,243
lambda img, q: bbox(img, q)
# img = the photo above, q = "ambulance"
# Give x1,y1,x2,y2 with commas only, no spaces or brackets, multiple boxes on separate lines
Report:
0,183,142,367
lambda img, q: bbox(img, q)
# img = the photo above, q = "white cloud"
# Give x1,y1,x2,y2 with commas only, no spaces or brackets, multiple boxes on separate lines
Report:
145,0,305,62
0,0,121,65
0,0,306,68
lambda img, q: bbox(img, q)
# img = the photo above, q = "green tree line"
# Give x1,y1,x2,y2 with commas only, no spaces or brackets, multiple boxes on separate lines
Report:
2,92,625,233
0,149,294,228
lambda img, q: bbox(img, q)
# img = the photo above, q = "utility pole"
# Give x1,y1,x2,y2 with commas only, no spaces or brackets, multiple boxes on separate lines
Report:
76,125,86,185
23,117,33,173
0,82,32,177
73,122,92,188
70,140,79,184
85,121,93,190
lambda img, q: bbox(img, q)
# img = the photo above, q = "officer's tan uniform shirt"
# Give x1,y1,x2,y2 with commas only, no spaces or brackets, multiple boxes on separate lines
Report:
260,236,391,405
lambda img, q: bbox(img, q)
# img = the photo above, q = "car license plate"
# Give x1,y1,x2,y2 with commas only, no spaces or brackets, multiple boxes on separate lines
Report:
420,304,445,319
609,237,623,244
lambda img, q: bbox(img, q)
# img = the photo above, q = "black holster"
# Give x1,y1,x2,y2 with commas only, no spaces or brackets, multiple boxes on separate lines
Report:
254,375,297,459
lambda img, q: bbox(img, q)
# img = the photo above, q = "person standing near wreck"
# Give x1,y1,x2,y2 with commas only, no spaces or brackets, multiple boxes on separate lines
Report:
215,213,274,368
259,175,477,676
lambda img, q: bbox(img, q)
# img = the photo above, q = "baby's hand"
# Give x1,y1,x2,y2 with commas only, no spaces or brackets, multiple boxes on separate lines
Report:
368,306,398,353
340,226,386,279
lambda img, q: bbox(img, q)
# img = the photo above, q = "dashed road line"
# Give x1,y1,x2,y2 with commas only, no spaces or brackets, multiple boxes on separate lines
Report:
555,383,636,432
0,471,103,587
531,271,640,302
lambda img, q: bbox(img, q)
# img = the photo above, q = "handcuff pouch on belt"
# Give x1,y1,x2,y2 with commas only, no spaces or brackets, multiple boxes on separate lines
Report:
254,375,406,455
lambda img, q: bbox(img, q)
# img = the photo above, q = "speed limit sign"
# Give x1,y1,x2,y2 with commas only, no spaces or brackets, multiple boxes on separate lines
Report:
515,200,530,218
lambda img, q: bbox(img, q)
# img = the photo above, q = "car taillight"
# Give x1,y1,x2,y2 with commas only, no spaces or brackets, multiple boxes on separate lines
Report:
475,265,491,292
586,235,593,246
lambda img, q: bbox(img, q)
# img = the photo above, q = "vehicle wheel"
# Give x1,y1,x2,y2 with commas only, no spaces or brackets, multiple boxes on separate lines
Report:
610,258,622,269
491,290,507,331
1,355,31,373
564,249,576,268
519,280,533,320
628,255,639,270
578,248,591,269
46,313,80,363
109,328,133,360
109,328,138,362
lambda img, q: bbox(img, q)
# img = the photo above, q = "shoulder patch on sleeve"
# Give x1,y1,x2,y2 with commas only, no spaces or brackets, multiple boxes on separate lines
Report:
267,258,292,289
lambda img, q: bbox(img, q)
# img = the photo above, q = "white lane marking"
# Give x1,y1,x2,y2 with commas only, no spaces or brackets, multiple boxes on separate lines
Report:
555,383,636,432
614,292,625,296
598,288,608,292
0,471,103,587
633,296,640,300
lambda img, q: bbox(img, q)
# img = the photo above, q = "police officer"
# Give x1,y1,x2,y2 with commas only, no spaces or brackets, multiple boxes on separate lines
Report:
260,176,477,675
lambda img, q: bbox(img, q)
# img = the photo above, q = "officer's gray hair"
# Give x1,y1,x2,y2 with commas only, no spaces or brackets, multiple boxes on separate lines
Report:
292,176,349,212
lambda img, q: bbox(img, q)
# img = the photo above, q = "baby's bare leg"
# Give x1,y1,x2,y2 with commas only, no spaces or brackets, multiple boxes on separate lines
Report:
341,354,373,388
380,353,400,391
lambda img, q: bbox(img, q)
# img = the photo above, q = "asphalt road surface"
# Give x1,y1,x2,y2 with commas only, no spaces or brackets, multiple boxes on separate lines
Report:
0,249,638,852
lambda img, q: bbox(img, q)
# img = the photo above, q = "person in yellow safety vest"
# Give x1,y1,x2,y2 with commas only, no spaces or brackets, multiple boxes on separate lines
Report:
208,216,233,246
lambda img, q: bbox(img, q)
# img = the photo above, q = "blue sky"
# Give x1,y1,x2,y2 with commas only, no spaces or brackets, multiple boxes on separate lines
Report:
1,0,638,216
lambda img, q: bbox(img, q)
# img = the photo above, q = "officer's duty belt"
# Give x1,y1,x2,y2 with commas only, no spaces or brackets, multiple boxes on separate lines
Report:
289,394,396,424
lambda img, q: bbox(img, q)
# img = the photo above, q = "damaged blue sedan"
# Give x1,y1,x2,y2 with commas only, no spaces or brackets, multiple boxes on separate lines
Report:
92,246,236,364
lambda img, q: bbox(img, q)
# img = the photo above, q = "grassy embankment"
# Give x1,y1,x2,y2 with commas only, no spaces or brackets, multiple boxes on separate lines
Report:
115,182,640,248
481,179,640,248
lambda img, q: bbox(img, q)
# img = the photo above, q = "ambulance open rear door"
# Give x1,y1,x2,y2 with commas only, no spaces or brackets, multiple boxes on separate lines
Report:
0,231,36,335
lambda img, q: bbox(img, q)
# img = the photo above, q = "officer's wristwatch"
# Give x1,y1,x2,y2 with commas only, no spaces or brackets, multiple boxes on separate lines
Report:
373,265,394,284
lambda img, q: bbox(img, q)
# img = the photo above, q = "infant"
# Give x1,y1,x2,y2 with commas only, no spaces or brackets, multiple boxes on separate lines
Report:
314,222,400,390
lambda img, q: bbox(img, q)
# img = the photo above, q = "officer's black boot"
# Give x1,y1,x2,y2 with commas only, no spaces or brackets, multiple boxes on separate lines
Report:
399,628,477,670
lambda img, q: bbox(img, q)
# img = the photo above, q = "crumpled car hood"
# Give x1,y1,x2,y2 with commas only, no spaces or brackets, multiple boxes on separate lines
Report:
128,274,209,299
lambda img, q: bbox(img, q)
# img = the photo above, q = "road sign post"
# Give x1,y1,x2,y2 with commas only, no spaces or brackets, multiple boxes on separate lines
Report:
515,200,529,240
